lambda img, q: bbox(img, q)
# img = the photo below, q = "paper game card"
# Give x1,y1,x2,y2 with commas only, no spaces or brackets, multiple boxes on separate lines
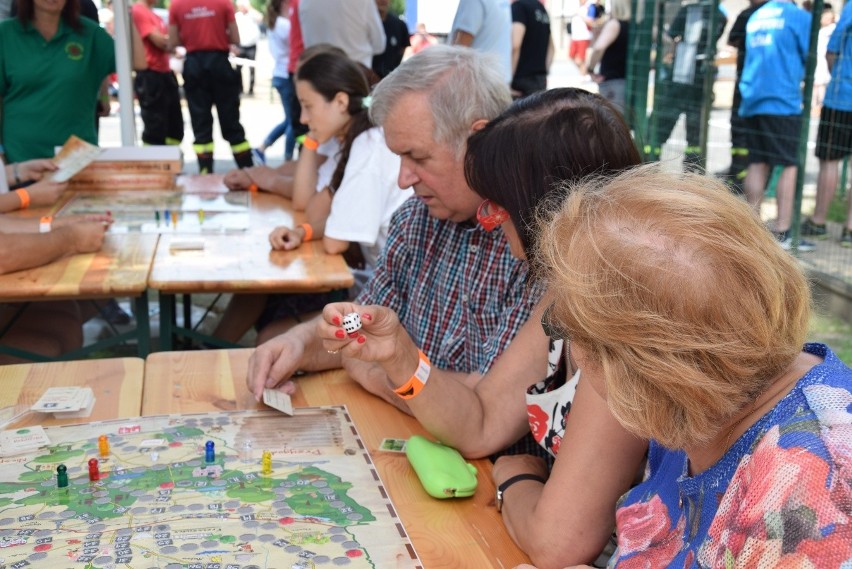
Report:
262,389,294,416
379,438,408,453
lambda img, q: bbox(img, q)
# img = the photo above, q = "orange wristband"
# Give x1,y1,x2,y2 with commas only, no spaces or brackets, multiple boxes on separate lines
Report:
248,183,258,192
299,223,313,241
14,188,30,209
393,350,431,400
302,136,319,151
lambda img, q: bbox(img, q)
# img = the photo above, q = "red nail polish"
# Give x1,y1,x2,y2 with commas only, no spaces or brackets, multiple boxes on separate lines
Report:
335,329,345,339
332,316,341,326
357,335,366,344
362,314,372,321
348,332,359,338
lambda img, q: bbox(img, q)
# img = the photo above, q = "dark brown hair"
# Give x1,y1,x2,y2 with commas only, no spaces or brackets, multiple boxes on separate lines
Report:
296,52,372,194
18,0,81,29
464,88,641,255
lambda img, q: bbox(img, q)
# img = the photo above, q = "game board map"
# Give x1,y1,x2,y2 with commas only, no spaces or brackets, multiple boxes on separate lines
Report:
57,191,251,234
0,408,422,569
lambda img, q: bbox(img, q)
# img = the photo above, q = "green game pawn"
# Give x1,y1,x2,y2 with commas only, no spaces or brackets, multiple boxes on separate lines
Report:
57,464,68,488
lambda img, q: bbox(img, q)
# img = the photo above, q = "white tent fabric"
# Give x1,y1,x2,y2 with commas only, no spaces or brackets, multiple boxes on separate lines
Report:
113,0,137,146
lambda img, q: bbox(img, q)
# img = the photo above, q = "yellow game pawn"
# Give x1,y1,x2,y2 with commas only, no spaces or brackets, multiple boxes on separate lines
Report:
261,450,272,475
98,434,109,458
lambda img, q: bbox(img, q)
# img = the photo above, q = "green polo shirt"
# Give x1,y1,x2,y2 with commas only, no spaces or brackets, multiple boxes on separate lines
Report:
0,17,115,162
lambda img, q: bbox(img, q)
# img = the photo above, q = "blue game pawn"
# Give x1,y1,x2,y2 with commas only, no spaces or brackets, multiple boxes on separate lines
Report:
205,440,215,463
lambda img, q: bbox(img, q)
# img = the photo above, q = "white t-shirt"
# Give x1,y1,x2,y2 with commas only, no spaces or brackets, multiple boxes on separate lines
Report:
570,1,592,41
235,10,261,47
324,127,413,270
299,0,386,67
268,16,291,79
450,0,513,82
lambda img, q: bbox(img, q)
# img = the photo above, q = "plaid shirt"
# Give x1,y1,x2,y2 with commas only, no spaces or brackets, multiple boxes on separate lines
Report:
357,197,542,375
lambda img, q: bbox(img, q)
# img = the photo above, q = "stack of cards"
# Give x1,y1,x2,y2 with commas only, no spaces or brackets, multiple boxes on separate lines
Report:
0,425,51,457
31,387,96,418
262,389,294,416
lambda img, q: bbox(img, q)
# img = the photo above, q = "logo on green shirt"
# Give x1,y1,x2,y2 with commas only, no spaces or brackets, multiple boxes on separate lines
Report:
66,42,84,60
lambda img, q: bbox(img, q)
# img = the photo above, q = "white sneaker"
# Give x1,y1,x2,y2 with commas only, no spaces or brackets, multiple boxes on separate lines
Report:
778,231,815,252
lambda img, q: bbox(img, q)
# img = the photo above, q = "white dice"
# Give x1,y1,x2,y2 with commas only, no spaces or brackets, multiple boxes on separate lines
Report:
342,312,362,334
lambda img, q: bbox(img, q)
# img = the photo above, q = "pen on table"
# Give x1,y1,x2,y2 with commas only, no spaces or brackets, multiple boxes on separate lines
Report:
155,210,161,226
165,209,171,226
198,209,204,225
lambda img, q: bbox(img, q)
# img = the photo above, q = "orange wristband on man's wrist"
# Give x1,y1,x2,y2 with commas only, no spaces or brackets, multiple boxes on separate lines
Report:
14,188,30,209
299,223,313,241
247,183,258,192
394,350,431,400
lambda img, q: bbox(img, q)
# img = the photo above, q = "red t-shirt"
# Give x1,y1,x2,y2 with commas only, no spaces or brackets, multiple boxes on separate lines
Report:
169,0,235,53
287,0,303,74
131,2,170,72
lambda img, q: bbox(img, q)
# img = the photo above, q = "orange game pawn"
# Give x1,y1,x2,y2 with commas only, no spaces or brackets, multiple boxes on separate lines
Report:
98,434,110,458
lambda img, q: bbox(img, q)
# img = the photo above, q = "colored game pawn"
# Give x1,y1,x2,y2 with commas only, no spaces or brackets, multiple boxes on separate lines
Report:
88,458,100,481
261,450,272,475
56,464,68,488
205,440,215,463
98,434,110,458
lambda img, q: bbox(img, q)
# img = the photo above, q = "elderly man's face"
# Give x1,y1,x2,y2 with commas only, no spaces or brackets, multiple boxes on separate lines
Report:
383,92,482,223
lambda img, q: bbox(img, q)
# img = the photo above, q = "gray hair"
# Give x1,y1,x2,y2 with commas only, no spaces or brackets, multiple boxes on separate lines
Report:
370,45,511,156
610,0,631,21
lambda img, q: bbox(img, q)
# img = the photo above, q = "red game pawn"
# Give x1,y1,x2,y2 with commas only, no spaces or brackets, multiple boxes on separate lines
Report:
88,458,100,481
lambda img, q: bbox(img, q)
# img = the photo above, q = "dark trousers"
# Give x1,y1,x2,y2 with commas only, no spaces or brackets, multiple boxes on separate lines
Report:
134,69,184,145
511,73,547,98
235,44,257,94
182,51,248,148
282,74,308,140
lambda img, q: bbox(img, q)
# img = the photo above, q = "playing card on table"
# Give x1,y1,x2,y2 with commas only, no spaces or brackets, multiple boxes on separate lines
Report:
31,387,89,412
262,389,294,416
0,425,51,456
379,438,408,453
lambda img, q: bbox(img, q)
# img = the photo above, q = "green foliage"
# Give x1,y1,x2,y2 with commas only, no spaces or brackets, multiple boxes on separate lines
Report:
827,194,849,224
390,0,405,17
809,310,852,365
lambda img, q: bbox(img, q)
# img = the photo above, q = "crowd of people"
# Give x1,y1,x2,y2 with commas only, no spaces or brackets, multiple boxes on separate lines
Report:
0,0,851,567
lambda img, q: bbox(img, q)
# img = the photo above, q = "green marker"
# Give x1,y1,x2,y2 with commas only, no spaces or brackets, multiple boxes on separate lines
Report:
57,464,68,488
155,210,161,226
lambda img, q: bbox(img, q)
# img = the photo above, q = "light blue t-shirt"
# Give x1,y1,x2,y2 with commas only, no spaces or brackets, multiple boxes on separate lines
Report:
738,0,811,117
824,1,852,111
450,0,512,82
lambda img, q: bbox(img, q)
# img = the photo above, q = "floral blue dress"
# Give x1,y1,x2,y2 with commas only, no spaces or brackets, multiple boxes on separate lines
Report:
609,343,852,568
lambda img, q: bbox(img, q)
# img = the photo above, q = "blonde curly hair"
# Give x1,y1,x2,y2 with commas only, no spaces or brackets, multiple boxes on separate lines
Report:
534,165,811,449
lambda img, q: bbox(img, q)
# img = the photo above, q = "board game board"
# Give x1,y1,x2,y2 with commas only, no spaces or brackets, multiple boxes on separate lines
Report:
57,191,251,234
0,408,422,568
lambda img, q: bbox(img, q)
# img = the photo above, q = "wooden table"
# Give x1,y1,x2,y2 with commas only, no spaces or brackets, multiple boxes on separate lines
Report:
0,357,144,429
143,349,532,568
148,190,353,349
0,233,158,360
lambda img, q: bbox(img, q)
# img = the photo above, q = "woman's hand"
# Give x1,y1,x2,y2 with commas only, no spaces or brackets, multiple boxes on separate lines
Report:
223,168,253,191
317,303,413,365
27,179,68,207
268,226,302,250
53,213,114,229
16,159,57,182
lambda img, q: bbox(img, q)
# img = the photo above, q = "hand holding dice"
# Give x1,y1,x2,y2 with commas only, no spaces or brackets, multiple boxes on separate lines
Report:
342,312,362,334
